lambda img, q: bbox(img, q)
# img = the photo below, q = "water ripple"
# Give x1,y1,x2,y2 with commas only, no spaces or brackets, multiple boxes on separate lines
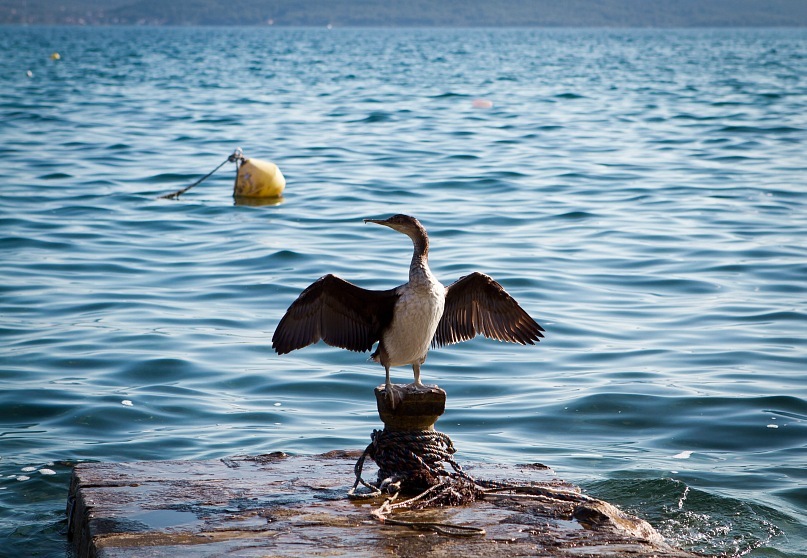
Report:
1,26,806,558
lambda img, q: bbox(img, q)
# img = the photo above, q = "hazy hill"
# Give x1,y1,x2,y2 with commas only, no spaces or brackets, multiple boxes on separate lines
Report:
3,0,807,26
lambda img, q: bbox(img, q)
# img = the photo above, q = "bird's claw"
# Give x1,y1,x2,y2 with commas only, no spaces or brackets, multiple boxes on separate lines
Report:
405,381,432,392
385,384,401,410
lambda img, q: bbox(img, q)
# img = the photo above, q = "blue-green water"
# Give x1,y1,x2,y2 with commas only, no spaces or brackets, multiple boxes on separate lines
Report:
1,26,806,557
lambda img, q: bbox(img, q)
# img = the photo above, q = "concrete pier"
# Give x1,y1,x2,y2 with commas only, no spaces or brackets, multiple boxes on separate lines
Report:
67,452,700,557
66,385,699,557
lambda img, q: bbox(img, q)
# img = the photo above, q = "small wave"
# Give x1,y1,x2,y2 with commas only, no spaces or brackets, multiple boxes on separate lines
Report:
555,211,597,220
145,172,199,184
441,153,479,161
428,92,470,99
554,92,586,100
38,172,73,180
0,237,72,251
716,125,803,134
120,358,203,383
351,111,395,124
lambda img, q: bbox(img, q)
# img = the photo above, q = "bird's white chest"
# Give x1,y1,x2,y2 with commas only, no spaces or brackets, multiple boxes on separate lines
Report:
383,280,445,367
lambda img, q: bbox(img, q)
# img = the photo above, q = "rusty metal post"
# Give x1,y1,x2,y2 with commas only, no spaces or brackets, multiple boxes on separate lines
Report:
374,385,447,431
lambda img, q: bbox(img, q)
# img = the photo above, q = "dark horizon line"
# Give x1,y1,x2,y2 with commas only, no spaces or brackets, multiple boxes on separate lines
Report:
4,22,807,28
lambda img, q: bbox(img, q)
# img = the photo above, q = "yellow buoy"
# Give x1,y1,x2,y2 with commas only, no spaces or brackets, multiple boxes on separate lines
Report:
234,157,285,199
50,52,61,60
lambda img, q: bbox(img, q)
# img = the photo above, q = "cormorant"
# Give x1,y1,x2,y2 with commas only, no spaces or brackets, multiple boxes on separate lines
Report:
272,215,544,406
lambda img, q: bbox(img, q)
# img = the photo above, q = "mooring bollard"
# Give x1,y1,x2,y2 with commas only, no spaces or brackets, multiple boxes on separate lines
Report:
350,384,461,496
374,384,447,431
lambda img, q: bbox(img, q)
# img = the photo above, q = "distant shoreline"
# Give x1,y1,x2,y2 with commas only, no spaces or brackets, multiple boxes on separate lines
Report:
3,0,806,28
3,24,807,29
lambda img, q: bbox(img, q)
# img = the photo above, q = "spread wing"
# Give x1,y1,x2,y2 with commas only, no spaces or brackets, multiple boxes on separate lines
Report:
272,274,398,355
432,272,544,348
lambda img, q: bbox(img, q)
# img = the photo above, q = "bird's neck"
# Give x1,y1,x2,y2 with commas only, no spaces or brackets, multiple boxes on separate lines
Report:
408,230,433,285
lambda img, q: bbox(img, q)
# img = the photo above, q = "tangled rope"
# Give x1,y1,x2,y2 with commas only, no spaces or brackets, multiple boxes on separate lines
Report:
348,428,511,537
351,429,469,494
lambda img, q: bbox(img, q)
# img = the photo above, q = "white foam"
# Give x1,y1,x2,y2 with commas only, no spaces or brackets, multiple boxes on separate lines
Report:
672,450,693,459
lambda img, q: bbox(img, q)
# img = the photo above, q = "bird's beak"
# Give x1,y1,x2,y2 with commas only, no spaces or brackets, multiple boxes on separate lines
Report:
364,218,390,227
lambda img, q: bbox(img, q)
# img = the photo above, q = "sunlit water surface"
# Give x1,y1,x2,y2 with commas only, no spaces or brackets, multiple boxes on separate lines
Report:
1,26,805,557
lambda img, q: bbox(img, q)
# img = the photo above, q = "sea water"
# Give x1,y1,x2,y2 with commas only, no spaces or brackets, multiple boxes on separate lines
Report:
0,26,805,557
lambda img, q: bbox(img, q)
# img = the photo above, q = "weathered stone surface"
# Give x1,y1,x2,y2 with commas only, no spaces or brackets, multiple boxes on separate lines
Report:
67,452,700,557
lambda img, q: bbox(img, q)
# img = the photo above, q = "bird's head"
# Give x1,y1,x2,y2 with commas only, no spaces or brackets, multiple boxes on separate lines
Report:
364,214,428,251
364,214,423,234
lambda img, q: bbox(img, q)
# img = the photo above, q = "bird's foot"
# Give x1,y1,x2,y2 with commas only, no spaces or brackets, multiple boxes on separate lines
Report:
384,383,402,410
404,381,437,394
380,382,440,411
